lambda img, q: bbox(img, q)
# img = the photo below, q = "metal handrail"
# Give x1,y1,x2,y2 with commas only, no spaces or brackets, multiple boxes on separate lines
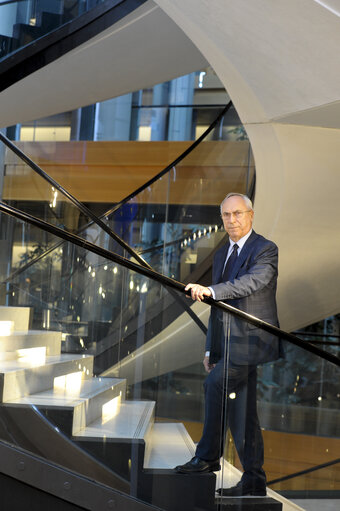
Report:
102,102,232,217
0,200,339,368
0,102,232,283
0,131,208,333
0,102,233,334
267,457,340,486
0,0,28,6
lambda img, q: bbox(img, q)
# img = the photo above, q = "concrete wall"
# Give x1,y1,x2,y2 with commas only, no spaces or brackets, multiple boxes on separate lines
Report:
154,0,340,330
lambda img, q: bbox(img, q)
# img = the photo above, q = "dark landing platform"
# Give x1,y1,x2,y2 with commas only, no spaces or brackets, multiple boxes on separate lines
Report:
215,496,282,510
135,469,282,511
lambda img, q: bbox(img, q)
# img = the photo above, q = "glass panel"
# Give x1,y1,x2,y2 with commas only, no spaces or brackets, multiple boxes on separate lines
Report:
293,316,340,359
130,103,246,142
0,105,255,379
0,0,106,61
0,143,94,247
0,211,222,510
1,208,338,509
106,126,255,283
215,312,340,509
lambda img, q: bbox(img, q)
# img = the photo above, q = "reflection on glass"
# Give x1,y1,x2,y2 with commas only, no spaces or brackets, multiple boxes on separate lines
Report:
0,203,338,509
0,0,106,61
220,321,340,499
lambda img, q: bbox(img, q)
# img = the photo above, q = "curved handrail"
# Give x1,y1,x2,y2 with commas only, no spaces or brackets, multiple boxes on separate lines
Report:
0,0,28,5
0,0,148,92
0,102,233,333
1,102,232,284
0,131,149,267
0,200,339,368
267,457,340,486
0,133,208,334
102,102,233,217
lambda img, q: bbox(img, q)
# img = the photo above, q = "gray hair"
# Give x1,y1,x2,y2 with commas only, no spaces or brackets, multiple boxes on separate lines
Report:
220,193,253,213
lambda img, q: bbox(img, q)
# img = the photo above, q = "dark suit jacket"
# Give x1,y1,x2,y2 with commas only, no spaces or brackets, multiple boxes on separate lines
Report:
206,230,281,365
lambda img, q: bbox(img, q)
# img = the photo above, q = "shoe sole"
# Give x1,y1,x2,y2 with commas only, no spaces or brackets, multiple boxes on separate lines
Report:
218,494,267,498
216,490,266,497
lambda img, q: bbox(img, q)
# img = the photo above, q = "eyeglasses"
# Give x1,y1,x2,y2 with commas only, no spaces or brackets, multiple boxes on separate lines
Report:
221,210,252,220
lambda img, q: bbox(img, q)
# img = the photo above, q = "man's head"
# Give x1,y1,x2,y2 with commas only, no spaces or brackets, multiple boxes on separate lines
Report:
220,193,254,242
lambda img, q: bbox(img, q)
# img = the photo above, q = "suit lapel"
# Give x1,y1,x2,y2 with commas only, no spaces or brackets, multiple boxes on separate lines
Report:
229,230,259,280
213,242,229,284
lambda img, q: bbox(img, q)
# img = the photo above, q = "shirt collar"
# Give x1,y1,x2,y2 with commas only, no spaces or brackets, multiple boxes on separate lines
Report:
229,229,252,253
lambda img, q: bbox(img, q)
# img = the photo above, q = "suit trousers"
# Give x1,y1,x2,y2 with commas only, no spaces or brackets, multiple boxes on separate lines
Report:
195,358,266,486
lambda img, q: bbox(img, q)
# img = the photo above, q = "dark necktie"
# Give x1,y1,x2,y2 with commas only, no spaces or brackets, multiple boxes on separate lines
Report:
221,243,238,282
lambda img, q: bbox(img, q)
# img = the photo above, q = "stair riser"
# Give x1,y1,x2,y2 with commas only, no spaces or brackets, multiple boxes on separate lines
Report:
1,356,94,402
0,331,61,359
73,379,127,435
33,379,127,436
0,307,31,332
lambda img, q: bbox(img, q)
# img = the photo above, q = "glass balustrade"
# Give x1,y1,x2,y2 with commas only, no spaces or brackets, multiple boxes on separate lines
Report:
0,104,255,357
0,0,106,61
2,150,92,232
217,314,339,509
0,208,338,511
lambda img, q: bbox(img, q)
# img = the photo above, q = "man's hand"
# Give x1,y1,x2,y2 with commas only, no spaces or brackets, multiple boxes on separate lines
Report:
185,283,212,302
203,356,215,373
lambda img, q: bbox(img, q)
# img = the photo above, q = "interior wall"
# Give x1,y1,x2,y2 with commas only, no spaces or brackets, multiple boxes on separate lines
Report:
154,0,340,330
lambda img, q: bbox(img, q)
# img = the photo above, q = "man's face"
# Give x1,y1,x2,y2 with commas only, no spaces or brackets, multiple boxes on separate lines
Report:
221,196,254,242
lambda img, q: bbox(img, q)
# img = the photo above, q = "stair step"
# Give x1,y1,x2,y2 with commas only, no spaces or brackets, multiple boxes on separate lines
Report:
0,34,19,58
0,330,61,360
0,353,94,402
37,11,63,32
0,306,31,332
75,400,155,441
143,422,195,469
8,376,126,435
12,23,44,44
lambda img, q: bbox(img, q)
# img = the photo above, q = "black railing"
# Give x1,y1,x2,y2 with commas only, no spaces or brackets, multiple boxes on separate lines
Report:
0,102,234,335
103,102,233,217
0,0,28,5
0,200,339,368
0,0,148,92
0,102,232,281
0,131,209,333
267,458,340,486
1,102,233,284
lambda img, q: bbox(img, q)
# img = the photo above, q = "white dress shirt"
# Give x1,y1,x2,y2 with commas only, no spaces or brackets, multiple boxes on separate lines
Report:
205,229,252,357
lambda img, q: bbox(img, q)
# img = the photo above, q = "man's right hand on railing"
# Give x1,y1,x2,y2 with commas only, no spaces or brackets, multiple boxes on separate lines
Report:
185,283,212,302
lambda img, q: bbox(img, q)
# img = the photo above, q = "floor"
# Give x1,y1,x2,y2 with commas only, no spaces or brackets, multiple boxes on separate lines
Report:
291,500,339,511
216,462,305,511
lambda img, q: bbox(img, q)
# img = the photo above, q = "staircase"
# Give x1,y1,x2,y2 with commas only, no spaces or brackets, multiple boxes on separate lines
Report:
0,11,63,60
0,306,285,511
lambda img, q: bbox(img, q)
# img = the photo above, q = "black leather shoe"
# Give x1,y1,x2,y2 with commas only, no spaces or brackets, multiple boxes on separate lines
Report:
216,480,266,497
175,456,221,473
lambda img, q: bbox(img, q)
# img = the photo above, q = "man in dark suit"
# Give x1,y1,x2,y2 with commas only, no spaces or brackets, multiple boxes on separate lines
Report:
175,193,280,497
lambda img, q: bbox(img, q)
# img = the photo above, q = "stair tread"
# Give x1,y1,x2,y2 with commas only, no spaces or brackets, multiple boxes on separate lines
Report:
9,377,125,407
75,400,155,440
144,422,195,469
